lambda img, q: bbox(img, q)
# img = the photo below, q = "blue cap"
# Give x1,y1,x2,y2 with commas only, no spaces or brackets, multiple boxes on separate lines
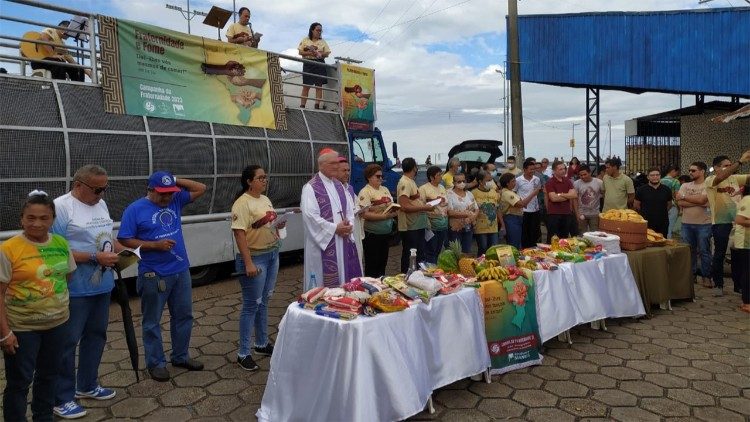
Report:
148,171,180,193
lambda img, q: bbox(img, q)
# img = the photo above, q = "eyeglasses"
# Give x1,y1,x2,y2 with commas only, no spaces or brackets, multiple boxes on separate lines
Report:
374,174,383,179
79,179,108,194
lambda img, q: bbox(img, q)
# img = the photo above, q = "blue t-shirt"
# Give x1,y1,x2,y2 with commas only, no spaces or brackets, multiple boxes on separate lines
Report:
51,193,115,297
117,190,191,276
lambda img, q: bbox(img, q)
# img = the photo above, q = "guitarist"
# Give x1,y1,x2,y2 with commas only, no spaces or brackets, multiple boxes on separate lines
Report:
29,20,91,81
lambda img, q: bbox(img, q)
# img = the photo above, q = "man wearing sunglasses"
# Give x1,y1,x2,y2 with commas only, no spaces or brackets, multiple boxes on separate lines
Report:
51,165,119,418
677,162,711,289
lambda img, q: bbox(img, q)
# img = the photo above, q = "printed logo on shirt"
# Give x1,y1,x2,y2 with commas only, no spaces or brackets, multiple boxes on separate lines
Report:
151,208,177,230
232,213,238,221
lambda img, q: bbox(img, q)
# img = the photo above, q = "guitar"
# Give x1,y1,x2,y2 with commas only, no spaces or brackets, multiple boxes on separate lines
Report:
19,31,57,60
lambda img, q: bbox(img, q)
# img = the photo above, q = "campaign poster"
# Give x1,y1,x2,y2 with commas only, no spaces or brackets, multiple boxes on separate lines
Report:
340,63,375,130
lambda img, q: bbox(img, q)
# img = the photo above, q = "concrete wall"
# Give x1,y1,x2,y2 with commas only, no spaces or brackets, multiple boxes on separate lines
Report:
680,111,750,174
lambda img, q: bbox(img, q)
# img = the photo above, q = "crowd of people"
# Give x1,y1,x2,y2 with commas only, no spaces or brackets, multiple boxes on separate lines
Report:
2,148,749,419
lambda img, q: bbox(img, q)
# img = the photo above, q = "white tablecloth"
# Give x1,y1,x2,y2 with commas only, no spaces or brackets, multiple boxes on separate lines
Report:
257,288,490,422
534,253,646,343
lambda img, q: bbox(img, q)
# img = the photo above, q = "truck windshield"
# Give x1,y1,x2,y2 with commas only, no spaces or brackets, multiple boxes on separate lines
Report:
352,136,384,163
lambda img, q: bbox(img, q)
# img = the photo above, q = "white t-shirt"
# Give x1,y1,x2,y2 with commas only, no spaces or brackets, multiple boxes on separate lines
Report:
51,192,115,296
514,175,541,212
574,178,604,217
446,189,477,213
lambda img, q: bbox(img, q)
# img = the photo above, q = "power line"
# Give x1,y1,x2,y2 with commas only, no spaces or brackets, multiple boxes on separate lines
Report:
362,0,441,63
339,0,394,57
349,1,418,59
329,0,473,48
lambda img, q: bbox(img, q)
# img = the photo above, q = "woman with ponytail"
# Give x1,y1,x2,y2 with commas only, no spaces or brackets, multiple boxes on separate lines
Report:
230,166,283,371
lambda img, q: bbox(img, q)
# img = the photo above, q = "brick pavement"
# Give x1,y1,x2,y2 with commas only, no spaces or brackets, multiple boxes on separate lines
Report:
1,246,748,421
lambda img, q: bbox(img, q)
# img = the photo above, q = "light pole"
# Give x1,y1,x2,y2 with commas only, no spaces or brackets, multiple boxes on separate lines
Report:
495,67,509,160
571,122,581,160
165,0,207,34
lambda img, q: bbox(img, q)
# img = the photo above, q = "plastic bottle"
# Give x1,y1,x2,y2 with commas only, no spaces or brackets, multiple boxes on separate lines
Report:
409,248,417,272
310,273,317,288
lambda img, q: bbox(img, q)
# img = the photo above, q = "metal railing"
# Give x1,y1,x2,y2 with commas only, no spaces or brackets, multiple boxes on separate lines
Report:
0,0,344,110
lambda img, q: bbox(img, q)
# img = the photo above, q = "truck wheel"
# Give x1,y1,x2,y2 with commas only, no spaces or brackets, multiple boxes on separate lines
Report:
190,265,220,287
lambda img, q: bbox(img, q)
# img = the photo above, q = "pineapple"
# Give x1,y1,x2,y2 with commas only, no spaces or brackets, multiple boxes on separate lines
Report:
450,240,476,276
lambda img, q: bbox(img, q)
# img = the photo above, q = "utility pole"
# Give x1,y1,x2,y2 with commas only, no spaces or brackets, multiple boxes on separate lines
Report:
607,120,612,158
495,68,509,159
165,0,207,34
507,0,525,161
571,122,581,160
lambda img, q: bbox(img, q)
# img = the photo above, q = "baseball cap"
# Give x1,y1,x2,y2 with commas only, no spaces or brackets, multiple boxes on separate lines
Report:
148,171,181,193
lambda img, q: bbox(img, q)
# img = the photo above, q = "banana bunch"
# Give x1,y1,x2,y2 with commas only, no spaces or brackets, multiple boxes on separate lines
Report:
482,260,501,268
647,229,665,242
600,209,646,223
477,266,510,281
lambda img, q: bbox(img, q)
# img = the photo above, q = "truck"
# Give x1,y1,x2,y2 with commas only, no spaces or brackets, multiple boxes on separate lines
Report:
0,3,400,286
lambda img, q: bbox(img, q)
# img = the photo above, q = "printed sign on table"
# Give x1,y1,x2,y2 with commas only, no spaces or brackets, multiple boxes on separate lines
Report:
478,275,543,374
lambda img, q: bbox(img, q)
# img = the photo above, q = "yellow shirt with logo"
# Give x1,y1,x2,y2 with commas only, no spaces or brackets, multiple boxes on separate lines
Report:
297,38,331,56
231,193,280,255
397,176,429,231
441,172,455,189
0,234,75,331
419,183,449,231
734,195,750,249
226,22,254,40
358,184,394,235
472,187,500,234
705,174,748,224
500,188,524,217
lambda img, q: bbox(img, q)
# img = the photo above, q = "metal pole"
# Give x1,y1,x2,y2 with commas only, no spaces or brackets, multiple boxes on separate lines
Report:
507,0,525,161
187,0,191,34
88,14,97,84
233,0,236,22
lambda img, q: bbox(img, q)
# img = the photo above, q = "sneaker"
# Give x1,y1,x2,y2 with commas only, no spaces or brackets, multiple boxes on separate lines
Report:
254,343,274,356
713,287,724,297
75,386,116,400
171,358,204,371
53,401,87,419
148,366,171,382
238,355,259,371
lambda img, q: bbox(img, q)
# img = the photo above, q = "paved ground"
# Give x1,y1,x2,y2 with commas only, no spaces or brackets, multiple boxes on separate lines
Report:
1,246,748,421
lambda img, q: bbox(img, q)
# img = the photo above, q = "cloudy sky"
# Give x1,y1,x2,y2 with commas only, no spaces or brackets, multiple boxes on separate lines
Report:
1,0,739,163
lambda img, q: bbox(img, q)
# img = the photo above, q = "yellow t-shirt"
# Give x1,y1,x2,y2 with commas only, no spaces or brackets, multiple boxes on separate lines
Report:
297,38,331,56
230,193,280,255
602,174,635,211
358,184,394,235
42,27,68,57
500,188,524,217
441,172,455,189
419,183,449,231
734,195,750,249
0,234,75,331
472,188,500,234
705,174,749,224
397,176,429,231
226,22,254,40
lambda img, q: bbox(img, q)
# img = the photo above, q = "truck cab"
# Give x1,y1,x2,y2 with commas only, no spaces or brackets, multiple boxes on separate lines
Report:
348,127,400,195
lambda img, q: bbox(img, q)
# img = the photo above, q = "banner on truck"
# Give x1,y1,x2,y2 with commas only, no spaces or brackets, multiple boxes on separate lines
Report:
98,17,286,129
340,64,376,130
477,275,543,374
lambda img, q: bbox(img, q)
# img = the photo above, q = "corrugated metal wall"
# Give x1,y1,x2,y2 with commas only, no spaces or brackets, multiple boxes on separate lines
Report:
516,8,750,97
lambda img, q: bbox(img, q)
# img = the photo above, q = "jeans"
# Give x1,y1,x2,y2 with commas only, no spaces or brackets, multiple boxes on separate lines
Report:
3,321,68,422
667,206,678,239
400,229,427,273
55,293,111,406
447,228,473,255
503,214,523,250
521,211,541,248
236,251,279,358
136,269,193,369
681,223,712,277
730,248,749,303
363,232,391,277
711,223,732,288
475,232,499,257
578,215,600,233
425,229,448,264
547,214,572,242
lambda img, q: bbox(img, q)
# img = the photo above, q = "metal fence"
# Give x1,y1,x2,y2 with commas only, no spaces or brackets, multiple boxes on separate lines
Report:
624,136,681,175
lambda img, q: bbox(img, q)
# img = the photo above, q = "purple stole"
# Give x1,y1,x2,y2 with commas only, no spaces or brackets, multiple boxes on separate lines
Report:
309,174,362,287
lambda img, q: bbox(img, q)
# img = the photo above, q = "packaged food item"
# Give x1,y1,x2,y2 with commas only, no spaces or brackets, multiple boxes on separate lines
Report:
367,290,410,313
300,287,327,303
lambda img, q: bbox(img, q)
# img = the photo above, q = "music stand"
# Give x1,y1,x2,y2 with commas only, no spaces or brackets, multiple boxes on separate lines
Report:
203,6,232,41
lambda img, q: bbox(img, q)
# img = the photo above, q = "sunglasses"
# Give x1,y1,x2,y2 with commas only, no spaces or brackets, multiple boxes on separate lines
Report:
374,174,383,179
79,179,108,194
